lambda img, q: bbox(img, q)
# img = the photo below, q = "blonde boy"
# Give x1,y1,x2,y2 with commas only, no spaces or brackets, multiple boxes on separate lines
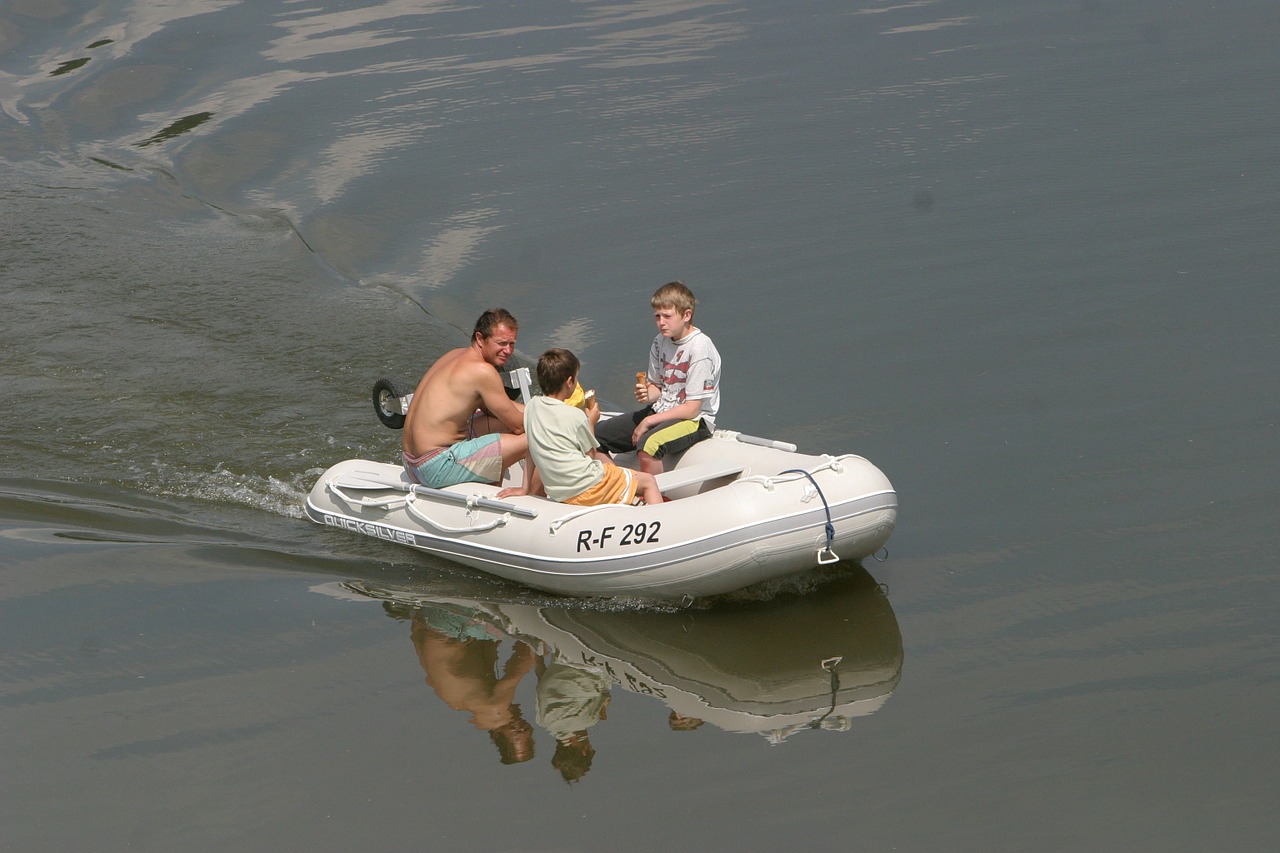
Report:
594,281,722,475
525,349,662,506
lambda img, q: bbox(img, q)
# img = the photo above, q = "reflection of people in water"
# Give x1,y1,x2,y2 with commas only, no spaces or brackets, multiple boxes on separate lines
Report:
535,660,611,783
410,610,537,765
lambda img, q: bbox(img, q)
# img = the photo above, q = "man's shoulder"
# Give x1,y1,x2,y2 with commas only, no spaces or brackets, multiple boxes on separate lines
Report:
448,349,500,380
437,344,471,363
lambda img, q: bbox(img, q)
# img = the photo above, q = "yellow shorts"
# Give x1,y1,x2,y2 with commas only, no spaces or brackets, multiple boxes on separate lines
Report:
564,465,638,507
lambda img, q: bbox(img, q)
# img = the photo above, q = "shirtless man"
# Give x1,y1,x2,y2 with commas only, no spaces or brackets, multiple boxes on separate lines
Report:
402,308,536,497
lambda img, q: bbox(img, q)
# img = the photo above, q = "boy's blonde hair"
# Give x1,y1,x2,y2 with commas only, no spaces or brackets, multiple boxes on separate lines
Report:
651,280,696,316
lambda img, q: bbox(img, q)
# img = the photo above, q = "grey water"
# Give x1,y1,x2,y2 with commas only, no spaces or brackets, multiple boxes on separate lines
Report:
2,1,1277,850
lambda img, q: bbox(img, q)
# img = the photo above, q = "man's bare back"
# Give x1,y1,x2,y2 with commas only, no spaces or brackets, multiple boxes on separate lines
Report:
401,312,538,496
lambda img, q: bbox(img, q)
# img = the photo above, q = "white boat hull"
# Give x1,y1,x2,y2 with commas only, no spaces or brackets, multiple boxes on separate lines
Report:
305,431,897,601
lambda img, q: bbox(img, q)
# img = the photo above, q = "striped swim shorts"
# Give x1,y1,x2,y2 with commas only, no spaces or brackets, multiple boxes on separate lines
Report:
403,433,503,488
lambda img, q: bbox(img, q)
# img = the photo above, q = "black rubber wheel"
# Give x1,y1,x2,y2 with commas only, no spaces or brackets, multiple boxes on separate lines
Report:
372,377,411,429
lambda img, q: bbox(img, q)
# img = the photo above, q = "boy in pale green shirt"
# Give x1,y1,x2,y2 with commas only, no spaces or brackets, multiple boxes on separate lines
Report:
525,348,662,506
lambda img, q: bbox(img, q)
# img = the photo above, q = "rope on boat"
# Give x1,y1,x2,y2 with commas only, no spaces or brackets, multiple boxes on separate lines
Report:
778,467,840,564
326,481,409,509
405,493,511,534
547,502,624,534
739,454,853,492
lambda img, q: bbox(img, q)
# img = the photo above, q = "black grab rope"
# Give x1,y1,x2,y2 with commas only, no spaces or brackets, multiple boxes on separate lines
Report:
780,468,837,561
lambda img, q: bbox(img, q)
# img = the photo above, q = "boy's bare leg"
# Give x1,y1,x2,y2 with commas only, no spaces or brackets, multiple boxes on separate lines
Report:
496,434,543,498
634,471,663,505
637,451,663,476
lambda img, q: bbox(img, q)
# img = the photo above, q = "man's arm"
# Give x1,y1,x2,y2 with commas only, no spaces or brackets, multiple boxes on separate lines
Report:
474,366,526,434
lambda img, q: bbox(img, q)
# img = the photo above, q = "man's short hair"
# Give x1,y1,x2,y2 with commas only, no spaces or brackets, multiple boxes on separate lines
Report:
536,348,580,393
473,308,518,341
651,281,696,316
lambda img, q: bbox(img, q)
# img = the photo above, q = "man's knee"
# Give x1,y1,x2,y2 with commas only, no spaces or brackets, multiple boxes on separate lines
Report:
499,433,528,465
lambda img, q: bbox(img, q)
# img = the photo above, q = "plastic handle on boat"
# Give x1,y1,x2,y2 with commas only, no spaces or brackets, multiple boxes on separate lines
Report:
733,432,799,453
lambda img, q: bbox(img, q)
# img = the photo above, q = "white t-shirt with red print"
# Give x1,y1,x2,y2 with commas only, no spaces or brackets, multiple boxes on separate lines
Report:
647,328,721,430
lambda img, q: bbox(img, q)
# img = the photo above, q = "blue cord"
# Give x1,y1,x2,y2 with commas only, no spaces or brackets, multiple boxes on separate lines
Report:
780,468,836,555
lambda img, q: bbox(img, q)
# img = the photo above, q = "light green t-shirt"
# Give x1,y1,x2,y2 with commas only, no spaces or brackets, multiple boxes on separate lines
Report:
535,661,610,740
525,395,604,502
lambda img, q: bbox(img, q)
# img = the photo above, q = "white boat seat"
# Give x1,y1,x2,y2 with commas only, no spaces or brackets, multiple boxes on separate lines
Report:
654,462,746,494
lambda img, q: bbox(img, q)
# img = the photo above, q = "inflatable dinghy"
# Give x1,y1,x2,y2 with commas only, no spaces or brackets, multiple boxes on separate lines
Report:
305,370,897,602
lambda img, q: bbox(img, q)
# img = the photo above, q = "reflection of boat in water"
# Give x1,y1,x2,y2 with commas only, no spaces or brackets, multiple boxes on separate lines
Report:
328,566,903,743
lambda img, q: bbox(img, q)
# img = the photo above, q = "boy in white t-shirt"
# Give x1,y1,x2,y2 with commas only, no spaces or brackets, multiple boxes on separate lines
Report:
595,281,722,475
525,348,662,506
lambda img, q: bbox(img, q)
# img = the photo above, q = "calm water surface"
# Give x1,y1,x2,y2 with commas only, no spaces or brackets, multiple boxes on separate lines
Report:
2,1,1277,850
